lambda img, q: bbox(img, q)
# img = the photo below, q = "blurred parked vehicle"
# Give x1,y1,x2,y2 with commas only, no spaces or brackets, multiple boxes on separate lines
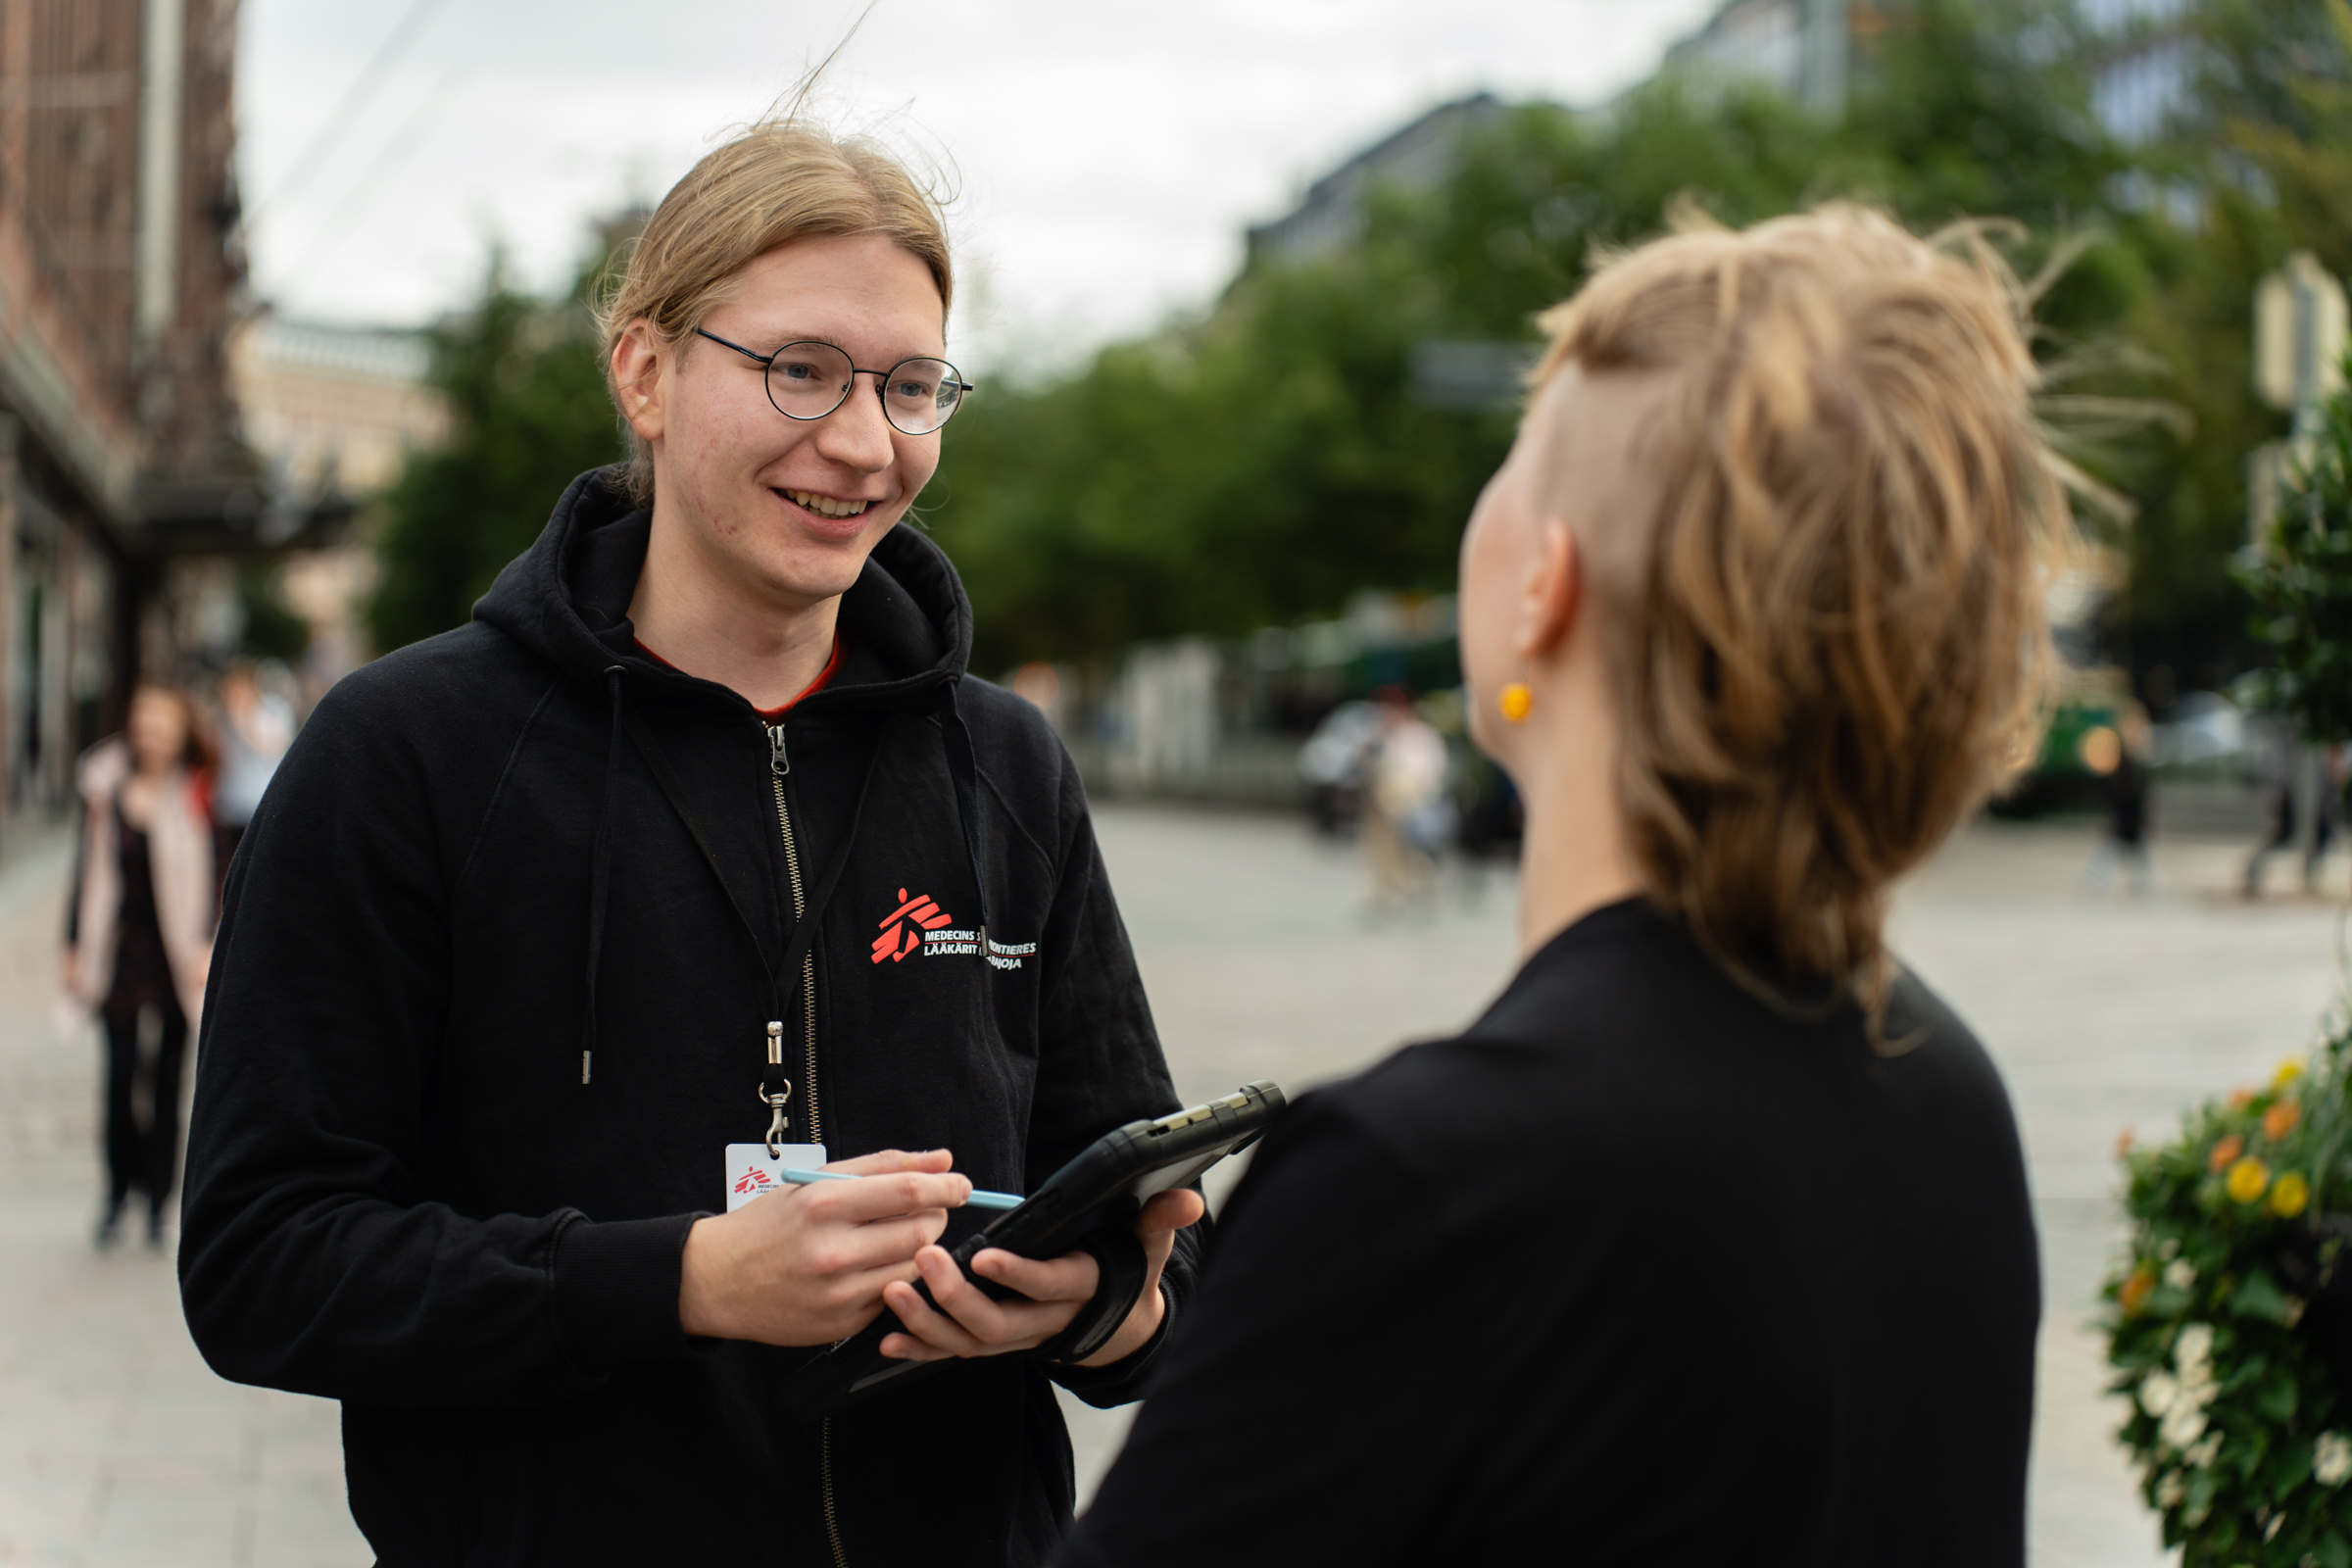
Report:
2149,691,2248,771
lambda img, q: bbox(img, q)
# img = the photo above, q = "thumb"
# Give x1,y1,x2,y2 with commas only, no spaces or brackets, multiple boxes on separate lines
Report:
1140,1189,1207,1236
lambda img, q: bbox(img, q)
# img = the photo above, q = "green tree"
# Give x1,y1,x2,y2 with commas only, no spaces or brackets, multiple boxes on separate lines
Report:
929,0,2149,674
2237,368,2352,742
368,251,624,653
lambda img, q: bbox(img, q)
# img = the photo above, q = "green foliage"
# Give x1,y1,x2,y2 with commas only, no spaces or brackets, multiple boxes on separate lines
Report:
2237,371,2352,741
928,0,2156,672
2106,1039,2352,1564
368,251,623,654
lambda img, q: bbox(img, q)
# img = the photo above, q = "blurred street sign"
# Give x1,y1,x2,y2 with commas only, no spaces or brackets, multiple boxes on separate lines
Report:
2253,251,2346,416
1408,339,1538,411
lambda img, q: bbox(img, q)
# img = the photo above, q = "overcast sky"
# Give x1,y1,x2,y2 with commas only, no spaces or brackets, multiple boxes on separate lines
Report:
237,0,1721,375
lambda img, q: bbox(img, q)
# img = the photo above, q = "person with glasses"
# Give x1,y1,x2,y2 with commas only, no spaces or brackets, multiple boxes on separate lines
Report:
179,116,1202,1566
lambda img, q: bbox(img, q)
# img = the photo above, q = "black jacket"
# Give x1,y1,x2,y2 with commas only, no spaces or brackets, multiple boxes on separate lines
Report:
179,468,1198,1566
1064,899,2040,1567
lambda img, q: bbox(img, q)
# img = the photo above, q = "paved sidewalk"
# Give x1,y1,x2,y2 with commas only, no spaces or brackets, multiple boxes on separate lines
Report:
0,837,364,1567
1,807,2343,1563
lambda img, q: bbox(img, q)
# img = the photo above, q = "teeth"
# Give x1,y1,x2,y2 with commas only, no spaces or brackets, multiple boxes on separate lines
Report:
784,489,870,519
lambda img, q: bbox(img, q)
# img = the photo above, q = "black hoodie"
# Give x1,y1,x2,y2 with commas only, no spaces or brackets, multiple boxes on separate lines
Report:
179,469,1199,1567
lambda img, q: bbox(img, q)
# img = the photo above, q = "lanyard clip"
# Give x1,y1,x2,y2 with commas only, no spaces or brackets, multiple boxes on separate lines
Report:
759,1019,791,1158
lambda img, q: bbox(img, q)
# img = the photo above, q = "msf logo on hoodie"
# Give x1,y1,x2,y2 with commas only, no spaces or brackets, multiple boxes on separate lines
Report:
871,888,1038,970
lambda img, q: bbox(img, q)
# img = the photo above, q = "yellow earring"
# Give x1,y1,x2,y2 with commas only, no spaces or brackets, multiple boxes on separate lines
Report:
1498,682,1534,724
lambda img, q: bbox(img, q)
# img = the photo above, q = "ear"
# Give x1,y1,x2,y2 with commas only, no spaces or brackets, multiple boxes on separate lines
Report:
1513,517,1582,661
611,320,666,443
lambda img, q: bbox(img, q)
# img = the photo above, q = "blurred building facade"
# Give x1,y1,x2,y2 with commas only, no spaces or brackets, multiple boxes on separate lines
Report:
226,316,445,699
1663,0,2195,144
0,0,332,834
1246,94,1505,269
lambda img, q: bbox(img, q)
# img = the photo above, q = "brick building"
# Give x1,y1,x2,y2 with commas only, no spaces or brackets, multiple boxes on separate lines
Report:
0,0,306,832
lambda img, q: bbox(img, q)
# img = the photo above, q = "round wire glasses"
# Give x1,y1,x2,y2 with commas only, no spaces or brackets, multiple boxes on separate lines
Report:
694,328,974,436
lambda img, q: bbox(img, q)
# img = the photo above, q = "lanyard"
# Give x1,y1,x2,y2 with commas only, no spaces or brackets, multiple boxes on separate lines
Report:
621,707,879,1143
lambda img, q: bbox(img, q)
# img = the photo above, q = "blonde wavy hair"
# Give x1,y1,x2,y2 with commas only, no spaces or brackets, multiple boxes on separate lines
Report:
596,119,953,504
1532,203,2068,1018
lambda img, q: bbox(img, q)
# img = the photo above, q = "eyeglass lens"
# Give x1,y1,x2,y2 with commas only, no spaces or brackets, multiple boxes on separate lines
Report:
765,341,963,435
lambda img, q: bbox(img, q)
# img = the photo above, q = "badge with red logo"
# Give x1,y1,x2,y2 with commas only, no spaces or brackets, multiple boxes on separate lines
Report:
871,887,1039,970
723,1141,828,1212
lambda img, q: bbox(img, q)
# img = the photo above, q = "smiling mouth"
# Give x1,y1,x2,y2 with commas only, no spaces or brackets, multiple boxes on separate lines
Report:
779,488,871,520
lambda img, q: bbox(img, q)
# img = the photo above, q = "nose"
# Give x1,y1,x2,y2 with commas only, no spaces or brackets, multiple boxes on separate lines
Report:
812,372,898,473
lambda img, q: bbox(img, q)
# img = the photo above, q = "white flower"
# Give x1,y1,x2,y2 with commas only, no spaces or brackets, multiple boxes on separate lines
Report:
2165,1258,2197,1290
2140,1370,2181,1418
2186,1432,2224,1470
2161,1402,2210,1451
2315,1431,2352,1488
2177,1322,2215,1371
2161,1238,2181,1259
2267,1510,2286,1542
2154,1471,2186,1508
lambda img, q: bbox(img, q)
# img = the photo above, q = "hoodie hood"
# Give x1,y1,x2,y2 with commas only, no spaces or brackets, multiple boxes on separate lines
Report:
472,466,975,711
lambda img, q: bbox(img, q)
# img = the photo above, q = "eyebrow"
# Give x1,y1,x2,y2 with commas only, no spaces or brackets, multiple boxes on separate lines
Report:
718,326,947,363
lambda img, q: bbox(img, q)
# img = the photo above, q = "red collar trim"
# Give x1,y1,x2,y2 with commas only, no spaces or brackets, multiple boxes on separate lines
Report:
631,635,844,721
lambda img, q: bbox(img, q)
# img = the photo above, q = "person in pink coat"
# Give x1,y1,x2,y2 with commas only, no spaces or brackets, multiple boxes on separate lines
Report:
63,684,217,1248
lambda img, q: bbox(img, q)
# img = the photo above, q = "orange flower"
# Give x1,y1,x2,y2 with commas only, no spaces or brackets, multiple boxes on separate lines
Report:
2267,1101,2303,1141
2116,1127,2135,1156
2211,1134,2246,1172
2229,1156,2273,1204
2231,1089,2257,1109
2121,1267,2156,1315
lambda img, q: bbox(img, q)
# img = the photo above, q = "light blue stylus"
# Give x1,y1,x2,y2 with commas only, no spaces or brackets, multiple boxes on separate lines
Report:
778,1167,1023,1211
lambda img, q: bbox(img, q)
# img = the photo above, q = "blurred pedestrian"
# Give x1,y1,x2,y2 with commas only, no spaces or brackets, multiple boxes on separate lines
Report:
1361,686,1447,916
2244,735,2343,897
211,661,293,866
1064,206,2052,1567
2083,700,2153,898
62,684,216,1249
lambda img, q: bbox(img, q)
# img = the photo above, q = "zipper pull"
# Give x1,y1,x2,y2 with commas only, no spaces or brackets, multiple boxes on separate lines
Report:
766,721,789,777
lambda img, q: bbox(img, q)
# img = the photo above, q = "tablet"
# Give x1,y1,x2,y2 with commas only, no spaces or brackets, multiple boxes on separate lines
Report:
777,1080,1286,1419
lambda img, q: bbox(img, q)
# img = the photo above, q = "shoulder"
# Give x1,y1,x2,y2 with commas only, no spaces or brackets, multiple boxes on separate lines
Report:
1305,902,2021,1195
74,735,128,800
956,674,1082,839
319,621,551,731
268,622,565,858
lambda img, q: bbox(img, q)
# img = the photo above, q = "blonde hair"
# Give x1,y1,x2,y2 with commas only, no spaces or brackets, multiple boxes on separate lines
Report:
1531,203,2066,1016
597,120,954,503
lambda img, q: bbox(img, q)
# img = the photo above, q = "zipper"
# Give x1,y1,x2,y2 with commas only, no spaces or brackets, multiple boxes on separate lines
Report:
821,1414,848,1567
769,718,845,1567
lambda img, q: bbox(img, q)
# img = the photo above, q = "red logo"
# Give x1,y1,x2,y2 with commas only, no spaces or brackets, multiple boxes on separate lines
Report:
872,887,955,963
733,1166,775,1196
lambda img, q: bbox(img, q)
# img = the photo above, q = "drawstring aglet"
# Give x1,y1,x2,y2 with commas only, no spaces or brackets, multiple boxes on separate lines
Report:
581,1050,593,1086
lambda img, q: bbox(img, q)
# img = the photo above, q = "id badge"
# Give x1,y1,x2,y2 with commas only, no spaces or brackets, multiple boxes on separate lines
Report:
724,1142,827,1212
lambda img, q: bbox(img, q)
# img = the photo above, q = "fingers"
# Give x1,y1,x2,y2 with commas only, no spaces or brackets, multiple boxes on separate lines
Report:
824,1147,955,1176
878,1247,1086,1360
793,1168,971,1226
968,1246,1099,1304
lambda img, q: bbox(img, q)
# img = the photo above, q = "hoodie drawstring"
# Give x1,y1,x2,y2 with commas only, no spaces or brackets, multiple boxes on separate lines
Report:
937,681,995,961
582,665,626,1085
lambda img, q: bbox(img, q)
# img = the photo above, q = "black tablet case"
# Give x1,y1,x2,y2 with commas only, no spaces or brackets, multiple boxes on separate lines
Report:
776,1081,1286,1420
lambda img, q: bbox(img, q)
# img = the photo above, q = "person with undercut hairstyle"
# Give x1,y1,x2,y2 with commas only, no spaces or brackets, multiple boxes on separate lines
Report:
179,116,1202,1567
1063,205,2056,1568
